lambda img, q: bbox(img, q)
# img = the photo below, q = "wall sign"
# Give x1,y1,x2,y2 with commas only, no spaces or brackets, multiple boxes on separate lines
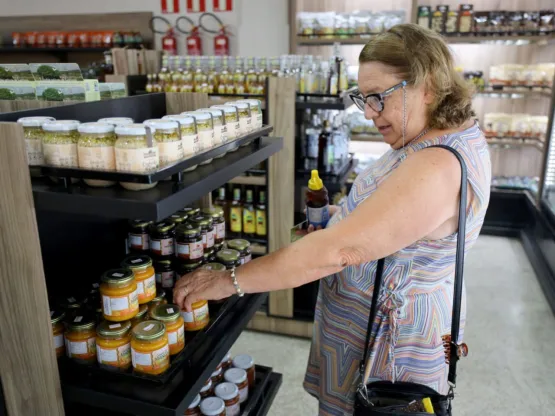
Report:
213,0,232,12
161,0,180,14
187,0,207,13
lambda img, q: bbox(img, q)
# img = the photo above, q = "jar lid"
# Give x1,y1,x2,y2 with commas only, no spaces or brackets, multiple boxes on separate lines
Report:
154,258,173,268
136,303,149,319
132,320,166,341
200,378,213,392
224,368,247,384
221,352,231,363
176,222,201,236
232,354,254,370
225,102,249,110
150,303,180,322
201,206,224,219
97,320,131,337
163,114,195,126
177,261,202,275
121,254,153,270
50,309,65,325
98,117,134,126
151,287,166,303
66,313,96,331
151,220,176,234
143,119,179,130
180,207,200,216
78,122,115,134
227,239,251,251
211,367,222,377
101,268,135,286
129,219,153,231
214,382,239,401
188,394,201,409
196,108,224,118
189,214,213,227
211,105,238,114
42,120,80,132
18,116,55,127
216,249,240,263
202,262,226,272
200,397,225,416
186,111,212,121
115,123,155,136
169,212,188,224
238,99,261,109
62,295,81,309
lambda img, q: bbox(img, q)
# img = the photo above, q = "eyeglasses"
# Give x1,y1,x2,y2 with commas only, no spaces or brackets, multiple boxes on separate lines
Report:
349,80,407,113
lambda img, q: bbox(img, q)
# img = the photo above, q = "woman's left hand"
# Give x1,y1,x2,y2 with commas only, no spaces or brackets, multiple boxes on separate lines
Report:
173,269,235,312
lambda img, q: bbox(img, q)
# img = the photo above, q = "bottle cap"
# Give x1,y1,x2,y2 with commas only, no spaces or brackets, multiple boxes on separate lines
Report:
308,170,324,191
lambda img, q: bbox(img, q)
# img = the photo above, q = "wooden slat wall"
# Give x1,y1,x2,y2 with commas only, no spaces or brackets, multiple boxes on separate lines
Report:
165,93,209,115
0,100,79,114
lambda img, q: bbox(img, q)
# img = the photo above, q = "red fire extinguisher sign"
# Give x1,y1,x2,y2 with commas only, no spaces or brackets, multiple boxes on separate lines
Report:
187,0,207,13
161,0,179,14
213,0,232,12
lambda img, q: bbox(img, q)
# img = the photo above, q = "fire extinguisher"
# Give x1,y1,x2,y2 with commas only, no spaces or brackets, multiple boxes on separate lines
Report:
200,12,230,56
150,16,178,55
177,16,203,56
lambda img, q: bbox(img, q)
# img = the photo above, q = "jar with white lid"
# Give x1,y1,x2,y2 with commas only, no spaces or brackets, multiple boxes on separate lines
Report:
42,120,80,169
214,382,240,416
200,397,226,416
186,394,201,416
115,123,159,191
238,99,263,129
17,116,55,166
211,105,240,143
162,115,201,158
195,108,228,150
143,119,184,167
225,101,253,135
98,117,134,126
184,112,215,165
77,122,117,187
224,367,249,404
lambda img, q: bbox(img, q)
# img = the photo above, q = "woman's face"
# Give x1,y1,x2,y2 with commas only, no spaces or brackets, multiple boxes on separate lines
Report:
358,62,432,148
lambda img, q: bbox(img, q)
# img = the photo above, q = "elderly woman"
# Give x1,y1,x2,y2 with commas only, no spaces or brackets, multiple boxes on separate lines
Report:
175,24,491,415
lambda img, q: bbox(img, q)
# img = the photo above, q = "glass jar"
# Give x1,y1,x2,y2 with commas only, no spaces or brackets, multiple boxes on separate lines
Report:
227,239,252,265
114,123,159,191
50,309,65,358
98,117,134,126
185,112,215,163
196,108,228,149
130,304,149,327
233,354,255,389
181,207,201,217
128,219,152,253
154,258,175,289
163,114,200,171
65,313,97,364
200,397,225,416
224,368,249,404
149,220,176,258
42,120,80,168
100,268,139,322
221,352,233,372
150,304,185,356
238,99,263,129
77,122,117,187
176,223,204,263
203,250,216,264
143,119,184,167
17,116,55,166
181,299,210,332
186,394,202,416
189,215,215,258
211,366,224,384
201,207,225,245
148,289,168,312
200,378,214,399
211,105,240,142
121,255,156,304
169,211,188,225
96,320,132,371
214,382,240,416
131,320,170,375
225,102,253,135
176,260,203,281
215,249,241,269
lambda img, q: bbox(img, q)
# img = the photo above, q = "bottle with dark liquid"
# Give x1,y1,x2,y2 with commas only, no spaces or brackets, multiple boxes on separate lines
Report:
318,119,332,173
242,189,256,238
255,190,267,237
306,170,329,228
214,187,230,232
229,187,243,236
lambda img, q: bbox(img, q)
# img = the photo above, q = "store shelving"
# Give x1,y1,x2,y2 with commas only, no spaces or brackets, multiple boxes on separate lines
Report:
475,88,552,99
0,46,110,53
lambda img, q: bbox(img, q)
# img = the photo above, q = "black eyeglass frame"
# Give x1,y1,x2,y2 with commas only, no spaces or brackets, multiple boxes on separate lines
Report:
349,80,407,112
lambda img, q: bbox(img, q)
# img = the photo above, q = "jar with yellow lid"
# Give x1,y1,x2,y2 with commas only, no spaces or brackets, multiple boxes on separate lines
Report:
77,122,117,187
96,320,132,371
215,249,241,270
143,119,184,168
17,116,55,166
202,207,225,245
238,99,263,129
100,268,139,322
227,239,252,265
42,120,81,168
50,309,65,358
128,219,153,253
131,304,149,327
121,255,156,304
225,102,253,135
189,215,215,258
211,105,240,142
150,303,185,356
181,299,210,332
98,117,134,127
196,108,228,150
162,115,200,170
184,112,215,162
131,320,170,375
65,313,97,364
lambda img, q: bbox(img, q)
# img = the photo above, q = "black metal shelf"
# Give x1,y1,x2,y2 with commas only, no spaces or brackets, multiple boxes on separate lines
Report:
296,92,354,110
33,136,283,221
249,372,283,416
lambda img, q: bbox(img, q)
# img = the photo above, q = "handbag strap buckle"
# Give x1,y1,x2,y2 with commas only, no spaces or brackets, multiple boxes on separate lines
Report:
442,335,469,363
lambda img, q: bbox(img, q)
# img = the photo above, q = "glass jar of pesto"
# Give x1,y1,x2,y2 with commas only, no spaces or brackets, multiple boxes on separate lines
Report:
238,99,263,129
196,108,228,150
184,112,215,165
143,119,184,168
77,122,117,188
17,116,55,166
225,102,253,135
114,124,159,191
162,114,201,170
98,117,134,127
212,105,240,142
42,120,81,168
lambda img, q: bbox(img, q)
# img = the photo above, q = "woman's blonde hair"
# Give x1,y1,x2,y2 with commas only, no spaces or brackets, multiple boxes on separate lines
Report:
359,23,474,129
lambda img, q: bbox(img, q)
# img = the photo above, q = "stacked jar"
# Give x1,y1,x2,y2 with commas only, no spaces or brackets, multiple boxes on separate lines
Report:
202,206,225,252
189,214,216,262
121,255,157,305
143,119,184,168
162,114,201,171
98,117,134,127
211,105,241,146
225,102,253,136
238,99,263,129
194,108,228,152
130,320,170,375
42,120,81,172
128,219,152,253
77,122,117,187
65,313,97,364
150,304,185,356
96,320,132,371
184,112,215,163
17,116,55,168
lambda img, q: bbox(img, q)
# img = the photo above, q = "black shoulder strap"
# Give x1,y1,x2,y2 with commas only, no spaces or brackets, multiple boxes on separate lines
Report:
359,144,468,387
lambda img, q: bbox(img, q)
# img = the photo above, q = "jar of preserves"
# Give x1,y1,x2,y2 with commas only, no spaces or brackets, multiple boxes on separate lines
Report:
211,366,223,384
176,260,203,281
50,309,65,358
150,220,176,258
169,211,188,225
200,378,214,399
233,354,255,389
214,382,240,416
131,320,170,375
96,320,132,371
42,120,80,168
181,207,200,217
121,255,156,304
128,219,152,253
224,368,249,404
150,303,185,355
77,122,117,187
17,116,55,166
200,397,225,416
154,258,175,289
131,303,149,327
203,250,215,264
98,117,134,126
220,352,232,371
162,115,200,171
186,394,202,416
176,223,204,263
65,313,97,364
114,123,159,191
211,105,240,141
189,215,215,257
100,268,139,322
238,99,263,129
227,239,252,265
201,207,225,245
149,287,168,312
225,102,253,135
143,119,184,167
185,112,215,161
215,249,241,270
181,299,210,332
196,108,228,149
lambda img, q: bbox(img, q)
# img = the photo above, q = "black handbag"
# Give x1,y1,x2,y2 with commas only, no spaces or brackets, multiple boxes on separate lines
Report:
354,145,469,416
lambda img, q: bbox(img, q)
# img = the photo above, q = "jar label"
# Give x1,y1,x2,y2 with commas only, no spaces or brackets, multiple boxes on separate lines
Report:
137,275,156,300
25,139,44,166
238,385,249,403
194,303,209,323
230,207,242,233
53,333,64,349
102,290,139,317
244,254,252,264
129,233,149,250
206,230,215,248
182,134,200,156
132,344,170,371
198,130,214,151
178,241,203,259
68,337,96,358
182,302,210,330
239,118,251,135
151,237,175,256
78,145,116,171
226,402,241,416
156,270,175,288
98,343,131,366
159,140,184,167
256,113,263,128
115,146,159,173
216,223,226,240
306,205,330,228
220,125,228,143
168,325,185,347
201,233,207,245
43,143,78,167
256,210,266,236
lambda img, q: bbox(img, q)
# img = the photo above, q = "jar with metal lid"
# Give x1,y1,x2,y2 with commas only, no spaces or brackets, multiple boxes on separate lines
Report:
224,368,249,404
128,219,152,252
42,120,80,168
131,320,170,375
130,304,149,327
150,304,185,356
181,207,200,217
98,117,134,126
196,108,228,149
211,366,224,384
65,313,97,364
176,223,204,263
181,298,210,332
200,397,225,416
154,258,175,289
143,119,184,167
233,354,255,389
176,260,203,281
189,215,215,257
61,295,81,311
225,102,253,135
50,309,65,358
77,122,117,187
115,123,159,191
200,378,214,399
220,351,233,372
17,116,55,166
149,287,168,311
238,99,263,129
162,115,200,171
150,220,176,258
211,105,240,141
227,239,252,265
215,249,241,269
215,382,240,416
201,207,225,245
96,320,132,371
100,268,139,322
169,211,188,225
184,112,215,157
186,394,202,416
203,251,216,263
121,255,156,304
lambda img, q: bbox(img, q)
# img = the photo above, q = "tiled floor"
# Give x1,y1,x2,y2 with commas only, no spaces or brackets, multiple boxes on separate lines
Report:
231,236,555,416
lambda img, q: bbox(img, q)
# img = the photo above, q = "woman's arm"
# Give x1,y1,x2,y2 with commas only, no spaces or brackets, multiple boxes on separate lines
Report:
174,148,462,310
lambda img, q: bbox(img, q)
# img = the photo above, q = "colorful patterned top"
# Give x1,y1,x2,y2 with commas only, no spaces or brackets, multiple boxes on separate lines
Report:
304,122,491,416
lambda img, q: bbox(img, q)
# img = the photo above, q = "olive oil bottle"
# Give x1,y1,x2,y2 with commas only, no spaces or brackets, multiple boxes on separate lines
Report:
243,189,256,238
214,187,229,232
255,190,267,237
230,187,243,235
